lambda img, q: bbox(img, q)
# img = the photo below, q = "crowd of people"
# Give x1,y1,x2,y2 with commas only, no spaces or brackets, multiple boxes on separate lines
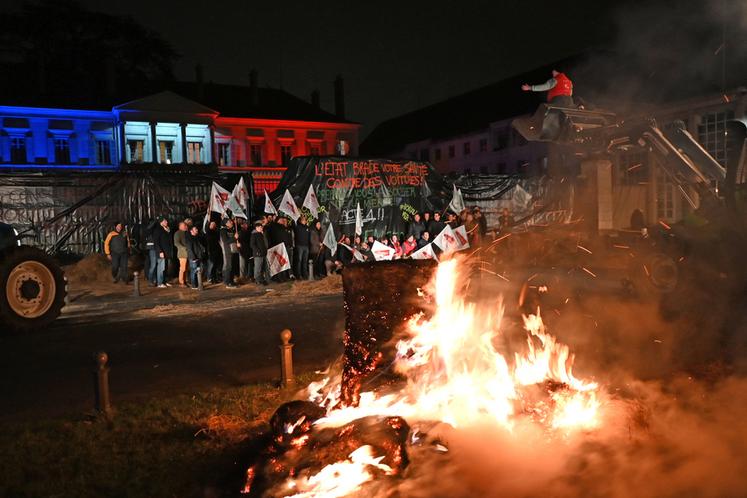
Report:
102,205,516,290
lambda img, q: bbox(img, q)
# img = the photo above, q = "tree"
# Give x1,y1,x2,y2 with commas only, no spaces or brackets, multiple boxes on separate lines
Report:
0,0,179,103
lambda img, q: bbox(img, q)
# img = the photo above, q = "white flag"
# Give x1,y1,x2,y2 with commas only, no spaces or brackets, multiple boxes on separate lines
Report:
355,202,363,236
264,190,278,215
226,193,247,219
267,243,291,276
433,225,458,253
448,184,465,213
371,241,396,261
279,189,300,221
233,177,249,210
453,225,471,250
303,184,320,219
513,184,532,210
411,243,438,261
341,243,366,262
322,223,337,257
208,181,231,216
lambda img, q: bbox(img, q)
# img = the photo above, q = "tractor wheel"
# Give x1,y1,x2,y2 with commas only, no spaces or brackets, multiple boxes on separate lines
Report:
0,245,67,333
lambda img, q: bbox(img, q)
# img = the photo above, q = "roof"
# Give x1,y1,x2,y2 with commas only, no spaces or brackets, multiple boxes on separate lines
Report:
114,91,218,115
0,79,356,125
360,56,579,155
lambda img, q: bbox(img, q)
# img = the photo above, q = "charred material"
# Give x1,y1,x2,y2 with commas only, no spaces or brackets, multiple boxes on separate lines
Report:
242,401,410,496
340,259,437,406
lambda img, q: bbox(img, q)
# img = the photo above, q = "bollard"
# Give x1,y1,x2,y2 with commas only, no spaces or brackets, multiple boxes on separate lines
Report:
197,267,204,291
279,329,295,388
93,351,113,418
308,260,314,281
132,271,141,297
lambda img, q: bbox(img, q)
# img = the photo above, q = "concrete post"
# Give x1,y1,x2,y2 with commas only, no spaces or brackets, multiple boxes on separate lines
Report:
132,271,141,297
197,266,204,291
93,352,112,418
279,329,295,389
308,260,314,281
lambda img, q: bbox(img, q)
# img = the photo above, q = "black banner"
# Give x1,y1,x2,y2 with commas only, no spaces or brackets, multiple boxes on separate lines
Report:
267,156,451,237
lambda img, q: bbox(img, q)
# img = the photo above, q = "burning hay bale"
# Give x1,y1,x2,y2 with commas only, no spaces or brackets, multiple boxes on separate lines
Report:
340,259,437,406
242,400,410,497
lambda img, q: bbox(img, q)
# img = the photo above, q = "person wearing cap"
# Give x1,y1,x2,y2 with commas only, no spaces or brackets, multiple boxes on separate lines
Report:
521,69,574,107
104,222,129,284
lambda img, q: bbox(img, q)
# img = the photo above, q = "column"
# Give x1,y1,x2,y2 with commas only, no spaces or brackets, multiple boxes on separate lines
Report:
180,123,187,164
149,122,158,163
208,124,216,164
119,122,126,164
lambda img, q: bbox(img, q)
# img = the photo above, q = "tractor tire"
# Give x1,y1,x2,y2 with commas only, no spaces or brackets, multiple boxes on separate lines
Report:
0,245,67,333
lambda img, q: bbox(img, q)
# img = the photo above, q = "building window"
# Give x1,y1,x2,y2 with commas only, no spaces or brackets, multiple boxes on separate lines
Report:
10,137,27,163
463,142,471,155
517,160,529,176
619,151,648,185
656,170,675,220
463,167,472,175
127,140,144,163
448,145,455,158
479,165,488,174
434,148,441,160
493,129,509,150
250,144,263,165
479,138,487,152
419,149,430,161
280,145,293,165
158,141,174,164
496,162,506,174
308,143,321,155
95,140,111,165
217,143,230,166
54,138,71,164
187,142,202,164
698,110,734,165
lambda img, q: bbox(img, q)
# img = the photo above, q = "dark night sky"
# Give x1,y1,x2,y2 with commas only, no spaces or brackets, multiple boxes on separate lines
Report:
48,1,738,135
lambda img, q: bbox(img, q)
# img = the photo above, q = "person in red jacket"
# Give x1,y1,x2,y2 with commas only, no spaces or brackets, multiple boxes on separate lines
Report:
521,69,573,107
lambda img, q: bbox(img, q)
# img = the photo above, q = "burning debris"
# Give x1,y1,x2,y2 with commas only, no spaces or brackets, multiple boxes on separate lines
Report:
240,258,608,497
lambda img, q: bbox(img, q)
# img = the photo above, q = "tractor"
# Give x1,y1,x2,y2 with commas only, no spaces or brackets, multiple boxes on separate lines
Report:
0,222,67,332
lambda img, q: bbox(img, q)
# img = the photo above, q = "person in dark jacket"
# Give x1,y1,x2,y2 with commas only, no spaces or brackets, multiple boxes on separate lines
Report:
428,212,446,239
474,207,488,238
205,220,221,283
144,219,158,285
186,225,206,289
220,219,238,288
417,231,430,250
274,217,294,281
104,222,129,283
250,221,269,286
153,217,174,287
407,213,426,240
309,220,322,278
237,220,252,279
293,217,311,279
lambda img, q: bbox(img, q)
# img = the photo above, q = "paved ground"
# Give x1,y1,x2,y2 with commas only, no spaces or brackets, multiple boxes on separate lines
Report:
0,278,346,422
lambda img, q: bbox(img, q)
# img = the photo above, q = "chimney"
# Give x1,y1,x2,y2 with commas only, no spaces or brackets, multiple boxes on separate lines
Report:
104,58,117,97
249,68,259,106
310,89,320,108
195,64,204,101
334,75,345,119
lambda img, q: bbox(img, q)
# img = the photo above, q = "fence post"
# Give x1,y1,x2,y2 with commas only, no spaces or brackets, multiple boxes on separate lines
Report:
132,271,141,297
279,329,295,389
308,260,314,281
197,266,204,291
93,351,113,419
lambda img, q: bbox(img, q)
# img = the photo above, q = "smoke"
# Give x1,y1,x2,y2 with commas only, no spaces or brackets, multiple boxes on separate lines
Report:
386,373,747,498
574,0,747,111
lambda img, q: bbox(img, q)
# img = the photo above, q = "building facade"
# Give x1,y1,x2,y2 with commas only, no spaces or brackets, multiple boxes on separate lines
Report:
0,86,360,195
